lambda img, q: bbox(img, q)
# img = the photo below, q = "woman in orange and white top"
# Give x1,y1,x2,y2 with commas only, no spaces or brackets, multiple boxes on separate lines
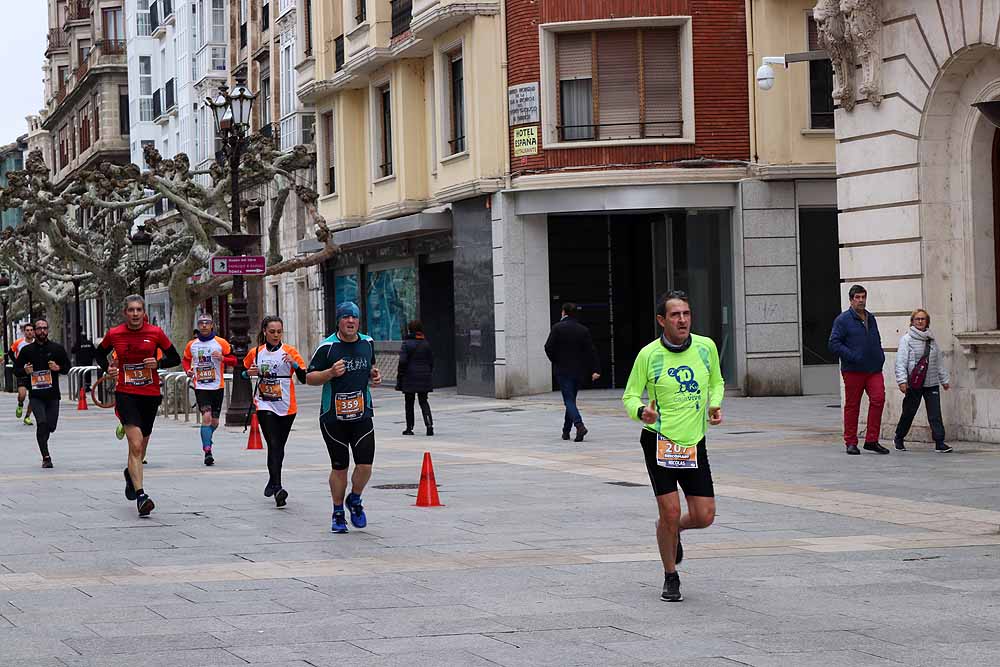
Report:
245,316,307,508
182,314,237,466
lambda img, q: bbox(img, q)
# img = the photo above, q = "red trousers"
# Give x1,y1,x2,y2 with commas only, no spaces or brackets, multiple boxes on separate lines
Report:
842,371,886,446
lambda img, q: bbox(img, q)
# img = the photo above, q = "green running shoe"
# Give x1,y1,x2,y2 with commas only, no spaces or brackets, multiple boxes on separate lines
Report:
23,416,33,426
16,405,22,418
115,424,125,440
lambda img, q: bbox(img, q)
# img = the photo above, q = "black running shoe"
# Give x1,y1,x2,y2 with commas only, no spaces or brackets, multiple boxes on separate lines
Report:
402,429,414,436
41,458,53,469
846,445,861,455
863,442,890,454
204,450,214,466
894,437,906,451
561,431,570,441
935,442,953,453
137,493,155,517
662,572,682,602
676,537,684,566
124,468,137,500
274,488,288,508
264,482,276,498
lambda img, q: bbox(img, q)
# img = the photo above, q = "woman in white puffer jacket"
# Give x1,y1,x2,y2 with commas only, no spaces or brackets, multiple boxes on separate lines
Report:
893,309,951,452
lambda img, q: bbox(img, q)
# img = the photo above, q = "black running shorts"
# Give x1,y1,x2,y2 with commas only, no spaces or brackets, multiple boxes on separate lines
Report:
320,416,375,470
116,392,162,437
16,376,30,389
195,388,225,418
639,430,714,498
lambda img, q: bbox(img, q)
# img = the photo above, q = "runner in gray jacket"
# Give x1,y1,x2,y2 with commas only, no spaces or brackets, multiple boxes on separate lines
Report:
893,309,951,452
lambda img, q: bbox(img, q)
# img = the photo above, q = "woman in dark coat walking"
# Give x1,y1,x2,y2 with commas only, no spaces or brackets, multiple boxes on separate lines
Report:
396,320,434,436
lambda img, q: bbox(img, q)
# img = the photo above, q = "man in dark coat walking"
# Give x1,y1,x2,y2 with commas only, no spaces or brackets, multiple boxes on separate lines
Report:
395,320,434,436
544,303,601,442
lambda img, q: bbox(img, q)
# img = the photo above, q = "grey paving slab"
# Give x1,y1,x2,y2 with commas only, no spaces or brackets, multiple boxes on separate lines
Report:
59,648,249,667
224,640,375,663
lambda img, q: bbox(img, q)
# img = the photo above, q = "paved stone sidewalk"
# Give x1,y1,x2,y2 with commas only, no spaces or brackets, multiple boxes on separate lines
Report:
1,386,999,666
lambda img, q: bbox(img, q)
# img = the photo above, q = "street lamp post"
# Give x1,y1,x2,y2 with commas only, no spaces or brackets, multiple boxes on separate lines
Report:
206,80,259,426
0,274,10,393
69,262,82,356
130,225,153,298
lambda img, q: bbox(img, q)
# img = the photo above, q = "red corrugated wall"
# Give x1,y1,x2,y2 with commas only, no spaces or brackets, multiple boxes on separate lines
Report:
507,0,749,175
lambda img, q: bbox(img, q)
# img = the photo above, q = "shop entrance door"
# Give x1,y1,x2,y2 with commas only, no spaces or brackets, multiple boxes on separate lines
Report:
548,211,735,389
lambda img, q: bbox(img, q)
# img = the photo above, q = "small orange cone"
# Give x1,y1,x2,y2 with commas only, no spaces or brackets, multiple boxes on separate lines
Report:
77,386,88,410
414,451,443,507
246,413,263,450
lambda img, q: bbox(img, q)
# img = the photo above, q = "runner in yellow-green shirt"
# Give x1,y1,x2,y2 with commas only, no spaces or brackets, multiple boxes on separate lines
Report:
622,290,724,602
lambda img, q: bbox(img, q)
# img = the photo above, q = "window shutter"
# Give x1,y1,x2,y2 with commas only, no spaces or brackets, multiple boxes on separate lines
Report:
808,16,820,51
643,27,682,138
597,30,640,139
558,32,592,80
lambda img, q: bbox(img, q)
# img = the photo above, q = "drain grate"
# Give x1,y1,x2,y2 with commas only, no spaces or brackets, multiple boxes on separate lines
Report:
373,483,420,490
606,481,646,487
469,407,525,414
827,404,840,408
726,431,764,435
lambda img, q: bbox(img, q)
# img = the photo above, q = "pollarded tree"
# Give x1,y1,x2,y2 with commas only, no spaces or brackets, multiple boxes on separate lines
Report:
0,133,339,348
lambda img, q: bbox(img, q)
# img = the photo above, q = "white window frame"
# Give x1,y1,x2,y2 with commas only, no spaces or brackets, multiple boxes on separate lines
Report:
369,76,394,184
436,38,467,162
139,55,154,121
539,16,695,150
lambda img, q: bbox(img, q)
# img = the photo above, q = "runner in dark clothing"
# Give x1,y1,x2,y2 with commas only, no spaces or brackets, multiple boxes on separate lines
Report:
13,319,71,468
95,295,181,517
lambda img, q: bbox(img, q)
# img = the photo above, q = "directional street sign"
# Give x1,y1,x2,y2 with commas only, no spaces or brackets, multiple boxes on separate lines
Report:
210,255,267,276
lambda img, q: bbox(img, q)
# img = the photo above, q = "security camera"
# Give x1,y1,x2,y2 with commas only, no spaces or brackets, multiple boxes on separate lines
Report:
756,64,775,91
756,56,787,91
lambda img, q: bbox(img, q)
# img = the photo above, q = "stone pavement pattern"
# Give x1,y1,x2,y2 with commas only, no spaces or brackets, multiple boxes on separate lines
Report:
1,386,1000,666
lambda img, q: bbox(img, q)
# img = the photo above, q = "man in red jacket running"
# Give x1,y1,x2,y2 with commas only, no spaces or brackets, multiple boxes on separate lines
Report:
96,295,181,517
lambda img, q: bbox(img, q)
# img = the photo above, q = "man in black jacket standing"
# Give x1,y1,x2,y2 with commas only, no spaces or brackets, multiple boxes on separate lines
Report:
544,303,601,442
13,319,71,468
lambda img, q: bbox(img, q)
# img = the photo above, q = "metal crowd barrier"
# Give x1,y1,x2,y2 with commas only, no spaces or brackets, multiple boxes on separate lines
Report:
58,366,237,422
67,366,102,402
158,371,235,423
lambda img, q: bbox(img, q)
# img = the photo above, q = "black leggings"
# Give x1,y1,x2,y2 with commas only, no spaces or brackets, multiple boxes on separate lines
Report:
404,392,433,431
29,396,59,459
257,411,295,488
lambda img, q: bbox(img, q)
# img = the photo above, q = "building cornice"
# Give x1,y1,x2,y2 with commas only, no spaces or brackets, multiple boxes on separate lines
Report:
509,167,749,191
750,163,837,180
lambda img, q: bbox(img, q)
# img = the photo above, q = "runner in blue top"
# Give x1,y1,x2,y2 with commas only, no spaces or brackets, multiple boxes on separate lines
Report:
306,302,382,533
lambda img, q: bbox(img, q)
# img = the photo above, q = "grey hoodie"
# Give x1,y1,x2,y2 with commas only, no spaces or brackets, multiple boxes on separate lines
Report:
895,327,950,388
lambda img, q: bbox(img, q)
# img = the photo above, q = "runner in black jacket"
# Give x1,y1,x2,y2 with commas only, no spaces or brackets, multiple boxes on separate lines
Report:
13,319,71,468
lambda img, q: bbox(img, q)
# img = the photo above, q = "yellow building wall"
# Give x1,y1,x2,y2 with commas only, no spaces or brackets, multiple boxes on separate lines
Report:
749,0,835,166
311,6,507,224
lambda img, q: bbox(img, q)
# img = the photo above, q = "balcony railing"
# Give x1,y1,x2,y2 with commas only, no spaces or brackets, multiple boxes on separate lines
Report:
46,29,69,54
152,89,162,119
161,0,174,20
67,0,91,21
150,1,160,33
164,78,175,111
335,35,344,71
98,39,126,56
391,0,412,38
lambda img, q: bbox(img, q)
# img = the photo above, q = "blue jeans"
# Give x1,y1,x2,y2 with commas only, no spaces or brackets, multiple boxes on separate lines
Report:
557,374,582,432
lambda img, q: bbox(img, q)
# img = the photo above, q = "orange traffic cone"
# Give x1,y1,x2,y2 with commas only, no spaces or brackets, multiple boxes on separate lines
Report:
414,451,443,507
246,413,263,450
77,386,88,411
